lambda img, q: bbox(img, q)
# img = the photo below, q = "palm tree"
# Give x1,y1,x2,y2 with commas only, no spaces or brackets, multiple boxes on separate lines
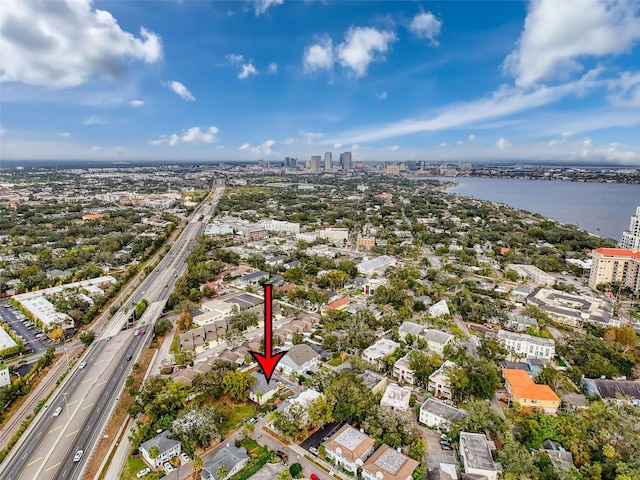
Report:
216,464,229,480
192,455,203,478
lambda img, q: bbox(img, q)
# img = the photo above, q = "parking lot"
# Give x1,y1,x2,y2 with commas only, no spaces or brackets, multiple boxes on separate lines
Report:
300,422,342,453
423,428,457,469
0,304,52,357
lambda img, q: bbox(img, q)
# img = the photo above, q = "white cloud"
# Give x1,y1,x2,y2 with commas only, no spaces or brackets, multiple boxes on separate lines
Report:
251,139,276,155
583,137,593,146
238,63,258,79
333,143,342,149
0,127,6,135
496,137,512,150
83,115,107,125
238,143,251,150
281,137,296,145
561,131,572,138
408,11,442,44
388,145,399,151
457,140,463,145
152,126,218,146
129,99,144,107
226,53,245,65
504,0,640,87
166,81,195,101
439,142,447,148
608,70,640,106
468,134,476,142
0,0,162,88
377,91,388,100
301,131,323,144
58,132,71,137
581,149,590,158
337,27,396,77
267,62,278,74
303,37,334,73
332,70,604,144
255,0,283,16
351,144,361,151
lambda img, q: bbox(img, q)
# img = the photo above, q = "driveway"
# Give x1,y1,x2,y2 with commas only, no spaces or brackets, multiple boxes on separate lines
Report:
422,428,456,469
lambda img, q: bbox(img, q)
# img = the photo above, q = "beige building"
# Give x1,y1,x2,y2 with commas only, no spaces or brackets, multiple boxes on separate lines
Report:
589,248,640,294
356,235,376,251
324,425,375,474
361,444,419,480
428,360,457,400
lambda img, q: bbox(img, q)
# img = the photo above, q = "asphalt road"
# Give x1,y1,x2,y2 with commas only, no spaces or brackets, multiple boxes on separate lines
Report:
0,186,224,480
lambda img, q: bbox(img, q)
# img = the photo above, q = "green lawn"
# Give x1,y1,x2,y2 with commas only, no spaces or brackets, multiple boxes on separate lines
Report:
214,401,255,434
327,356,343,367
120,456,159,480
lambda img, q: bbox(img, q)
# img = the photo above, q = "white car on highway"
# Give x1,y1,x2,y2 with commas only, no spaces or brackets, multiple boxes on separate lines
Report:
78,361,87,369
53,406,63,417
73,449,84,462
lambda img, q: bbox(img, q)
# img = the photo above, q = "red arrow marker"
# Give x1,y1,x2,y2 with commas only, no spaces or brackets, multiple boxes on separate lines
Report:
250,284,285,383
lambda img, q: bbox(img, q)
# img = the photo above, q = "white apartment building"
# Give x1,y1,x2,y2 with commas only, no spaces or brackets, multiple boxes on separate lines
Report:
324,425,375,474
261,220,301,234
363,339,400,369
496,330,555,361
459,432,500,480
509,264,556,286
317,227,349,244
428,360,457,400
621,206,640,251
393,355,415,385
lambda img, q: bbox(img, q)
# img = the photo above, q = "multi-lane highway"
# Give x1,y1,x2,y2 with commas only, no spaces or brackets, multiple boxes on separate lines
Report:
0,184,224,480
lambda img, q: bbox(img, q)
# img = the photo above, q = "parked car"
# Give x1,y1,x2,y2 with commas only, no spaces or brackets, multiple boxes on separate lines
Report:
310,474,320,480
180,452,190,462
309,446,318,455
136,467,151,478
163,462,174,473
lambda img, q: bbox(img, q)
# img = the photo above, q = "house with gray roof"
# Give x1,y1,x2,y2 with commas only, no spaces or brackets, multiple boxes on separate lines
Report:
398,321,425,341
419,398,466,429
279,344,319,376
361,444,419,480
140,431,181,469
248,370,279,405
421,329,455,355
459,432,500,480
201,444,249,480
357,255,396,276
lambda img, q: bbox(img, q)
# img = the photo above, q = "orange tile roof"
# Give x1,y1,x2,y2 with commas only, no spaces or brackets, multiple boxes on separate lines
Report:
594,248,640,259
323,297,350,311
503,369,560,403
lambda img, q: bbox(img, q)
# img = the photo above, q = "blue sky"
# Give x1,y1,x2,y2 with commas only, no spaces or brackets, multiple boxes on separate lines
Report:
1,0,640,164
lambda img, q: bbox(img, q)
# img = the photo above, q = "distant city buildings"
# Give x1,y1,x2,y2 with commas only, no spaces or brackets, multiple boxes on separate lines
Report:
310,155,321,171
621,206,640,250
324,152,332,171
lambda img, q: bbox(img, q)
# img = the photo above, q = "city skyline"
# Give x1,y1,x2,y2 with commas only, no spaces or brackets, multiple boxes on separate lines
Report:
1,0,640,164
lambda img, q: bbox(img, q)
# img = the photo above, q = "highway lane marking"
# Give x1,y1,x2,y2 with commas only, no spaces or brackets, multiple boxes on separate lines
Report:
48,424,63,434
26,456,42,467
65,429,79,438
68,399,79,406
97,380,107,387
95,359,105,365
45,462,61,472
82,377,93,384
83,402,95,410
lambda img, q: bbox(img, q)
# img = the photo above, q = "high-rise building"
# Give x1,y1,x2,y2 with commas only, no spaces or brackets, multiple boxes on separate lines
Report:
284,157,298,168
589,248,640,294
342,151,352,170
324,152,332,171
310,155,321,171
621,206,640,250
